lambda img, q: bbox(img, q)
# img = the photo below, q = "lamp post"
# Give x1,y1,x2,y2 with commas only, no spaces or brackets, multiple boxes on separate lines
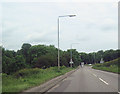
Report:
70,43,80,67
58,15,76,69
94,52,96,64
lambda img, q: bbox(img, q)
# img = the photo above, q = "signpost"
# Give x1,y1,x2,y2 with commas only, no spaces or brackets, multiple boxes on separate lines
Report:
69,59,74,67
100,58,104,63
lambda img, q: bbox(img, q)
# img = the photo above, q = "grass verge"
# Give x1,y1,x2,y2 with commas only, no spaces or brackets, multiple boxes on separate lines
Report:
92,65,119,73
92,58,120,74
2,66,74,93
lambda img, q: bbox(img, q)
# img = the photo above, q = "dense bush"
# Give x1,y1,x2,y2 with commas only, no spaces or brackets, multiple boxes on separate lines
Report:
34,53,57,68
14,68,43,78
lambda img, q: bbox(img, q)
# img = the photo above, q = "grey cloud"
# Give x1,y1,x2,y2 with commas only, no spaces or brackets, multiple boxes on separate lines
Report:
85,23,97,29
77,37,91,42
29,36,53,43
27,32,56,43
3,28,18,37
2,2,118,52
101,25,117,31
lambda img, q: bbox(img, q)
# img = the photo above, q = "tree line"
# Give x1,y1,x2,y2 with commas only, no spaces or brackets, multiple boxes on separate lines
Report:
1,43,120,74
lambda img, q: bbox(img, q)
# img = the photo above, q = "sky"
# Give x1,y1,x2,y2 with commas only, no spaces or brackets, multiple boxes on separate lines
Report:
1,0,119,53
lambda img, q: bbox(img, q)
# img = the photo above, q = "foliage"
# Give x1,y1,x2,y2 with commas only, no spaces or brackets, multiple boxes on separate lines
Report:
2,55,26,74
2,43,120,74
79,49,119,64
34,53,57,68
2,66,73,92
2,43,120,92
92,58,120,74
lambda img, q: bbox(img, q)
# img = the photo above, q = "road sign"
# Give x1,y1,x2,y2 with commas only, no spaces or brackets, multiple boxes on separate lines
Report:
70,61,73,64
69,59,74,64
100,58,104,63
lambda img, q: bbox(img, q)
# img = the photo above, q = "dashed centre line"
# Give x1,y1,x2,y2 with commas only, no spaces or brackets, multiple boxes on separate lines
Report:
90,71,109,86
99,78,109,85
92,73,97,77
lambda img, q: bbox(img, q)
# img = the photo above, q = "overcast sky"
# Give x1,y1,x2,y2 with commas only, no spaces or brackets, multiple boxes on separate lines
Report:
1,0,118,53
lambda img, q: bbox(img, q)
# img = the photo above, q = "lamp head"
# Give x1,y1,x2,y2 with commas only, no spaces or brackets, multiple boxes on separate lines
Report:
69,15,76,17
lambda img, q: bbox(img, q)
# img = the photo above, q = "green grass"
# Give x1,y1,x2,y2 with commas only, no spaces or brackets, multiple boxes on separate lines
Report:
92,65,119,73
92,58,120,74
2,66,74,93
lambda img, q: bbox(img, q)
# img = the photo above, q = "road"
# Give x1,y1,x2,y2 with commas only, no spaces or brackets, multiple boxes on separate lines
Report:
48,66,119,93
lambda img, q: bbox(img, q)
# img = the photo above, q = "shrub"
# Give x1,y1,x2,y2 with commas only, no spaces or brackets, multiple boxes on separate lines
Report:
14,68,42,78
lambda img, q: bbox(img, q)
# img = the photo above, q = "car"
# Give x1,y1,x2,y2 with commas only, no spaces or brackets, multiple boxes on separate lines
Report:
88,64,92,65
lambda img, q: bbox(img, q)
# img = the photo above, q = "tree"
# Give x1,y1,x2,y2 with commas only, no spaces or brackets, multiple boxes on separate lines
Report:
34,53,56,68
2,43,120,74
21,43,31,64
60,51,70,67
67,49,81,66
2,54,26,74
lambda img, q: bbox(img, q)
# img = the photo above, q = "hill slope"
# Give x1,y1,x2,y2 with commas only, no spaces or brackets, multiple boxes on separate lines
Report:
92,57,120,74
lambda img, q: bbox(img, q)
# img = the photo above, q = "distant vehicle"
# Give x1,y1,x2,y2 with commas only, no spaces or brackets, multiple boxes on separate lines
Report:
81,62,84,67
88,64,92,65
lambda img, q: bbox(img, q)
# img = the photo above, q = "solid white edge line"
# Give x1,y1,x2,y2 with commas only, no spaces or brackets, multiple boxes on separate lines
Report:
99,78,109,85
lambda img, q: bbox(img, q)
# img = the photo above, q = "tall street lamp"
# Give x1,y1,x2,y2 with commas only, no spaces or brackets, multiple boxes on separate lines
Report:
58,15,76,69
70,43,80,67
94,52,96,64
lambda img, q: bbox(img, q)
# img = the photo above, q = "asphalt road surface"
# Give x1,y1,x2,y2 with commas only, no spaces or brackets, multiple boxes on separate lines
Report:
48,66,119,93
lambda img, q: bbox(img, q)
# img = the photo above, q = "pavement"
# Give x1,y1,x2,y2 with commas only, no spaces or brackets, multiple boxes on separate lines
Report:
47,66,119,93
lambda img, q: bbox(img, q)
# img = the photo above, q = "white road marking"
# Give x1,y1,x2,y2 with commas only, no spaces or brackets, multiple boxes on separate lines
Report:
99,78,109,85
92,73,97,77
87,69,109,86
87,69,97,78
118,91,120,94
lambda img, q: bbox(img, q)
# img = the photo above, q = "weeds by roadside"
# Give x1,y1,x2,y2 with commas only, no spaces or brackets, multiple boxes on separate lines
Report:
2,66,74,93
